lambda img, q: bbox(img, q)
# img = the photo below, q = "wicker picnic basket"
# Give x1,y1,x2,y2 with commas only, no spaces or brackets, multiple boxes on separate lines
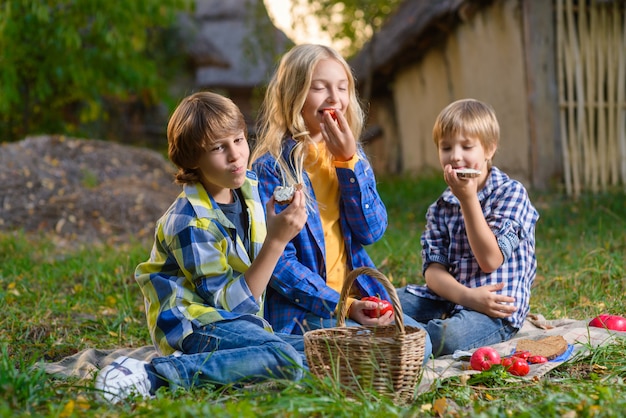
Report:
304,267,427,403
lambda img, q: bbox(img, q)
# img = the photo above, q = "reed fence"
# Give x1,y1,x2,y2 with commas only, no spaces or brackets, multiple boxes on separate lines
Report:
557,0,626,195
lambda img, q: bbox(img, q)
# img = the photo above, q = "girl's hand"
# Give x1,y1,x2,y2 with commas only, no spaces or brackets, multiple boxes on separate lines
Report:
320,109,356,161
348,299,394,326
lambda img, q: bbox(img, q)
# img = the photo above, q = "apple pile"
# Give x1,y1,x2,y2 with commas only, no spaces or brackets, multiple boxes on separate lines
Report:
470,346,549,376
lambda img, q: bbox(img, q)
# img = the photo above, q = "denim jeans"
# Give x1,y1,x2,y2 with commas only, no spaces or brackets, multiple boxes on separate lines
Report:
150,319,305,391
301,311,433,364
397,286,518,357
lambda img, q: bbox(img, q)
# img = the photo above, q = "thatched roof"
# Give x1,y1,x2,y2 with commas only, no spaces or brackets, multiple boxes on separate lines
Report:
350,0,494,94
180,0,292,89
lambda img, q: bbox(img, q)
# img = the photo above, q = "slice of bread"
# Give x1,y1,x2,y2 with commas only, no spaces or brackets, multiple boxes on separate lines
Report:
455,168,481,178
273,183,303,204
515,335,568,360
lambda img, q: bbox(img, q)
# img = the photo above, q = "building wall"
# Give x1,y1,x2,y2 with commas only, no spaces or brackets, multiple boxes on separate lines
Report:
381,1,533,186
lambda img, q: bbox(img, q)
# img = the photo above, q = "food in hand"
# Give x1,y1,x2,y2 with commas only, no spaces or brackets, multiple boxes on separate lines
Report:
455,168,481,178
273,183,302,205
362,296,394,318
323,108,338,121
469,346,501,371
588,314,626,331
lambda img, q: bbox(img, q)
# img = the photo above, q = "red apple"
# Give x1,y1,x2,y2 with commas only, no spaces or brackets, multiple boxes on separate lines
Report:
589,314,611,328
470,346,501,371
604,316,626,331
589,314,626,331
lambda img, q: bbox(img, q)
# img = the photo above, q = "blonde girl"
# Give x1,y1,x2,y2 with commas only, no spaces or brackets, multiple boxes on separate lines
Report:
250,44,433,360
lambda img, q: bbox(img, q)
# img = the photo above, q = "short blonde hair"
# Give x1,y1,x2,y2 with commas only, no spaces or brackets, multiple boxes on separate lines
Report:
432,99,500,154
167,91,246,184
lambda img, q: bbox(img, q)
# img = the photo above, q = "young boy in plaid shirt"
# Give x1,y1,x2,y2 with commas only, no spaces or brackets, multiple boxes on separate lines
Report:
398,99,539,357
96,91,307,403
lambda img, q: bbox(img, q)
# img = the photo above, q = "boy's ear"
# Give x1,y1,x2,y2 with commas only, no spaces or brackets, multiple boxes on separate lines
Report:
485,145,497,161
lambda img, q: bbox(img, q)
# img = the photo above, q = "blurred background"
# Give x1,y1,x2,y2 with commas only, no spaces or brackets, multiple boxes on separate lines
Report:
1,0,625,196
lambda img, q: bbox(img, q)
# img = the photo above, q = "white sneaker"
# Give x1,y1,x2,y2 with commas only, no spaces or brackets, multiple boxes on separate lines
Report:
95,356,153,403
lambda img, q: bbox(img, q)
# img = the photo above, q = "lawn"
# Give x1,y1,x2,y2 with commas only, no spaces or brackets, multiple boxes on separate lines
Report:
1,173,624,417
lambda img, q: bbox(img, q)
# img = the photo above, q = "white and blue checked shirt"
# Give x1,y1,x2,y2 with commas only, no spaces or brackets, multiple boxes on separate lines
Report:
406,167,539,329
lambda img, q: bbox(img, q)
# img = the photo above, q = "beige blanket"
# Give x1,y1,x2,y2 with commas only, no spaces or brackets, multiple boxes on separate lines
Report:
40,314,624,392
418,314,624,392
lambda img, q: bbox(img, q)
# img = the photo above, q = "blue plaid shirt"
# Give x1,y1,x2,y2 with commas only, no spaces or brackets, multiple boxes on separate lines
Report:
251,138,390,334
135,171,272,355
406,167,539,329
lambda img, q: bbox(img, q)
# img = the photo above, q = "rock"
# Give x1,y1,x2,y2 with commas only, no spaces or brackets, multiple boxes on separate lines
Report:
0,135,180,245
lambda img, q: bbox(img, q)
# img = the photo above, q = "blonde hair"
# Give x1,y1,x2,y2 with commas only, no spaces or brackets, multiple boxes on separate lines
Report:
432,98,499,168
250,44,365,189
167,91,247,184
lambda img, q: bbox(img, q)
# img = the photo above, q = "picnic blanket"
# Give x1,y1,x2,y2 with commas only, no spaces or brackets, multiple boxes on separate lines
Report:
40,314,624,393
418,314,623,392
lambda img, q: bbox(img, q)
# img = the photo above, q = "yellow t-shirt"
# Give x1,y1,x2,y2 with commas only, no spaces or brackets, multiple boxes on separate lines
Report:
304,143,359,314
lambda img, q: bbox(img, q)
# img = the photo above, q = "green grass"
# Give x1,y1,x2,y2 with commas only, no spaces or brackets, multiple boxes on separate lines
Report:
1,174,625,417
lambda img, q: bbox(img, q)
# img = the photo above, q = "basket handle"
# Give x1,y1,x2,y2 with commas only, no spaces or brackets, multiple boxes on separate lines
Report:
336,266,405,334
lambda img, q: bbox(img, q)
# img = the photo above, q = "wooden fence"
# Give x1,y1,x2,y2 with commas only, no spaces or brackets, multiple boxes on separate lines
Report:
557,0,626,195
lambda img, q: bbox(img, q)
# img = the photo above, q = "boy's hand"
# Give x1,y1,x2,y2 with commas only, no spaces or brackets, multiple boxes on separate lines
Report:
443,164,478,200
244,190,307,300
265,190,307,245
463,282,517,318
348,299,394,326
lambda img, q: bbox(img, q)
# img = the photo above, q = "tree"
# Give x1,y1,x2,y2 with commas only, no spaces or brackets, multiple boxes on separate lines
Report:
0,0,192,142
286,0,402,105
288,0,402,58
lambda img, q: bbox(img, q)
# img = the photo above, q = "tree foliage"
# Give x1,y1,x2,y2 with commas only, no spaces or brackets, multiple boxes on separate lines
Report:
0,0,192,142
289,0,402,57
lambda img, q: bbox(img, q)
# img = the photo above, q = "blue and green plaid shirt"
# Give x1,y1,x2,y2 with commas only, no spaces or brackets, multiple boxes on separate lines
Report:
135,171,271,355
252,138,390,334
407,167,539,329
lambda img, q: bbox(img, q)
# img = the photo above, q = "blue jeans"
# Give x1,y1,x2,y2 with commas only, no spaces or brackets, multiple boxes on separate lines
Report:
397,286,518,357
150,319,305,391
302,311,433,364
